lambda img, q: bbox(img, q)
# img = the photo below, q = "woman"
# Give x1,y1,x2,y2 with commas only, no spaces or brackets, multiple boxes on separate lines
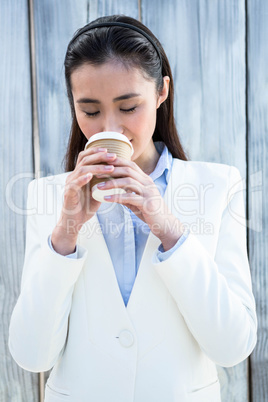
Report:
9,15,257,402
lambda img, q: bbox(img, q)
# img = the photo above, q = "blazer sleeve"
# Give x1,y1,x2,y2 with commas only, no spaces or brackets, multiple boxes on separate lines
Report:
152,166,257,367
8,178,88,373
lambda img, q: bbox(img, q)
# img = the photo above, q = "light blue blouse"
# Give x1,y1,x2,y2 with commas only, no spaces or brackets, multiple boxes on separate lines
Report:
49,141,189,306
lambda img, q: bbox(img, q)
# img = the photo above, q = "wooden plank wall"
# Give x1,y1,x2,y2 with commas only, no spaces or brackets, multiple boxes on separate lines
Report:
2,0,267,401
0,1,38,401
247,0,268,401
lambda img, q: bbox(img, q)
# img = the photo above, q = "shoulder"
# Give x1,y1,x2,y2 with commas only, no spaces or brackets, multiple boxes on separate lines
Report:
173,158,242,184
30,171,71,187
171,159,244,210
27,172,71,197
26,172,72,237
170,160,245,237
26,172,72,216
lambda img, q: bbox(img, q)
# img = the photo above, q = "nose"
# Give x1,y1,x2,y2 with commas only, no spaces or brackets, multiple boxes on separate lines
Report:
101,114,124,134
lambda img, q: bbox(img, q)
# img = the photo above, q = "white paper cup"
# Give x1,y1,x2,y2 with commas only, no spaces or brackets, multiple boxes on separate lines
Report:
84,132,133,202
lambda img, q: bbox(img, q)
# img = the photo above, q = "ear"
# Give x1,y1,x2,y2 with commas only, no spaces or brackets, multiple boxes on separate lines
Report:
156,76,170,108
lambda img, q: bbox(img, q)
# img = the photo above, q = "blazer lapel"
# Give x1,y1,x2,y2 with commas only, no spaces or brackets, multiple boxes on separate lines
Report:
78,214,138,360
127,158,186,308
125,159,187,358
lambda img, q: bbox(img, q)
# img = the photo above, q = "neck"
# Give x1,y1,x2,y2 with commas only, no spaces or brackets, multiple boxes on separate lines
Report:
135,141,160,175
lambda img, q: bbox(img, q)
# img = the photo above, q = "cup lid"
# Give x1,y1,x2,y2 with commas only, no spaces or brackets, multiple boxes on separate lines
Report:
85,131,133,155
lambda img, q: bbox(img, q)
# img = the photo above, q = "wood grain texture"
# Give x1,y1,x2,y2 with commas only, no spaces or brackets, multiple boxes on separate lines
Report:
88,0,139,21
142,0,249,401
0,0,38,401
247,0,268,400
34,0,89,177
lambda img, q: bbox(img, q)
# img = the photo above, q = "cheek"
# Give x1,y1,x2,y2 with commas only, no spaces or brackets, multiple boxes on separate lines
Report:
136,105,157,132
76,113,98,139
75,109,85,129
134,105,156,127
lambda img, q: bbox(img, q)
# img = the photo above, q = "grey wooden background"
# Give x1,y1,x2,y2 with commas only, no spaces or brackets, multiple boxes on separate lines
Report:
1,0,267,401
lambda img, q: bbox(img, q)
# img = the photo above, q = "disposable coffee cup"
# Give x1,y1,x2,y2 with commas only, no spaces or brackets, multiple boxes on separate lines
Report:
84,132,134,202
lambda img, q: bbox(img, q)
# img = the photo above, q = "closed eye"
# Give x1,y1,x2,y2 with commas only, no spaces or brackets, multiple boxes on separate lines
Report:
120,107,136,113
84,111,100,117
84,107,136,117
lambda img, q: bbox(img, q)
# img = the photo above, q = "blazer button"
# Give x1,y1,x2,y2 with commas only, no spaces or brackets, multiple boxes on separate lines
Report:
118,330,134,348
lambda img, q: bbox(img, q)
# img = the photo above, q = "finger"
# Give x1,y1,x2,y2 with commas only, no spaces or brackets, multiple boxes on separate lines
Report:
77,149,117,169
65,172,93,196
97,177,145,196
72,163,115,181
96,165,153,187
104,192,144,208
66,165,114,184
76,146,107,165
108,156,149,178
98,176,157,199
63,174,93,214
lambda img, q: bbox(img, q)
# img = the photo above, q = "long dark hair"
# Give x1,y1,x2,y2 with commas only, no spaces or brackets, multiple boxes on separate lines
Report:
63,15,189,172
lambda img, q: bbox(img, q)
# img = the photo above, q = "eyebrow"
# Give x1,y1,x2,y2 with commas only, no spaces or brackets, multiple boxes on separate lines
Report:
76,93,141,104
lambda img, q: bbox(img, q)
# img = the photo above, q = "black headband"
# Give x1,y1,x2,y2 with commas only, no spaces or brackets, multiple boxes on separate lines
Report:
69,21,162,71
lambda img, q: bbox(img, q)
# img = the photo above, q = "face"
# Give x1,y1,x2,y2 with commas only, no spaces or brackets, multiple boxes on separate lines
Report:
71,60,169,172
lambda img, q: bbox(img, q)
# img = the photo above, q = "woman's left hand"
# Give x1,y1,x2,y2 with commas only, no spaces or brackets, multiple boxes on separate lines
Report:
95,156,185,250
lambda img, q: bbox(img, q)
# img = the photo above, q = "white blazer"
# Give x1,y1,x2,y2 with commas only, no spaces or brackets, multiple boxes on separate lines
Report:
9,158,257,402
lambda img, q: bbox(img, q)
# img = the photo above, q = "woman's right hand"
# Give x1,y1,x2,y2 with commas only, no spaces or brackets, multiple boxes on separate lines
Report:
51,147,116,255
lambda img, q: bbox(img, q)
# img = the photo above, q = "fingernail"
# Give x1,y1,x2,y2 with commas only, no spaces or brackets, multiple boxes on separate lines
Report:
104,165,113,170
97,147,107,152
107,153,116,158
97,182,106,187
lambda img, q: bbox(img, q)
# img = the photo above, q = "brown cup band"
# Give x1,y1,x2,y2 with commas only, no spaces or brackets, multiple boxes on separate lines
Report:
86,139,132,190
